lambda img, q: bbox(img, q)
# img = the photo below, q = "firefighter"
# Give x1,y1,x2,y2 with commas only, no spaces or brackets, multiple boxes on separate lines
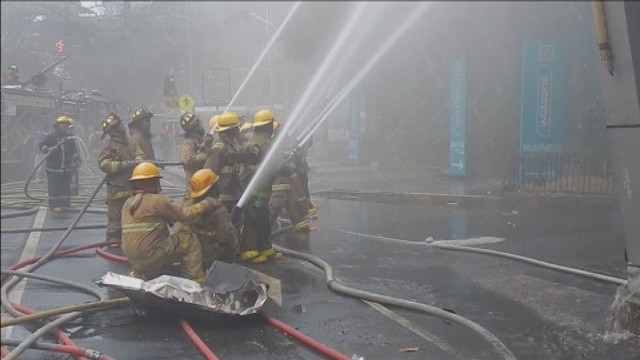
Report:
97,113,145,246
296,136,318,218
239,122,253,144
208,114,220,133
121,162,217,283
178,168,239,271
203,112,243,214
128,107,156,161
38,115,80,212
235,109,283,263
1,65,22,86
179,111,212,194
269,120,314,236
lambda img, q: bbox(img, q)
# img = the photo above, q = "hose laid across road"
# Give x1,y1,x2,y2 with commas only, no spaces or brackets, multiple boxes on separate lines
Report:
334,229,627,286
1,223,107,234
261,312,351,360
1,176,107,360
273,244,518,360
1,298,130,328
10,302,91,360
0,338,116,360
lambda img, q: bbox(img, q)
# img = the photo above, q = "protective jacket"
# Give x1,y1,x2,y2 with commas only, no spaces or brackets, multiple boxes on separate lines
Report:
204,133,242,203
130,129,155,161
121,193,212,262
38,133,79,172
98,137,144,200
179,197,238,266
180,134,211,192
238,132,274,200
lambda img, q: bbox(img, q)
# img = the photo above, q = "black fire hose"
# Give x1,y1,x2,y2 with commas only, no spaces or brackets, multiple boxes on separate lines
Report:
1,223,107,234
273,244,517,360
1,207,39,219
24,148,54,201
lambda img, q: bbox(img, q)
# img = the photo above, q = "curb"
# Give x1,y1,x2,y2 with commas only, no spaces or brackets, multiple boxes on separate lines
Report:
312,190,503,207
313,189,619,210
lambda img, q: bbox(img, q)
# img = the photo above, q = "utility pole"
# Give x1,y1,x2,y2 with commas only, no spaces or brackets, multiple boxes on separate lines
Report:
267,2,275,108
187,1,194,96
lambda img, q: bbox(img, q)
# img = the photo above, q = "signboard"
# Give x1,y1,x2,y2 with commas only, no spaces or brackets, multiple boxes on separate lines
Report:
165,108,182,121
519,41,567,182
519,41,566,154
4,93,56,109
178,94,194,112
166,97,179,108
202,68,230,106
449,58,466,176
55,40,64,54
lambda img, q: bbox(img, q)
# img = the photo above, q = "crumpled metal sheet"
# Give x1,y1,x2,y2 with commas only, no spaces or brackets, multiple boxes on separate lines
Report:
95,261,268,316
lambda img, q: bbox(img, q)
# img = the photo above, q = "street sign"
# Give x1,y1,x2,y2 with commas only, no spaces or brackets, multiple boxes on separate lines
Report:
55,40,64,54
449,58,466,176
166,98,179,108
178,94,194,112
202,68,230,106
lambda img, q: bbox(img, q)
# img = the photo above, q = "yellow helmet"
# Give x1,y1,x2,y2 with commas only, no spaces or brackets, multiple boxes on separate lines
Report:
129,162,162,181
214,111,239,132
189,168,219,199
130,107,153,124
180,112,198,131
208,115,220,130
253,109,274,127
55,115,73,126
239,122,253,134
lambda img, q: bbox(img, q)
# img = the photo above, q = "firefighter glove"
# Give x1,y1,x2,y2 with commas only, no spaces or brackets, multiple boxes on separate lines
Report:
201,197,218,211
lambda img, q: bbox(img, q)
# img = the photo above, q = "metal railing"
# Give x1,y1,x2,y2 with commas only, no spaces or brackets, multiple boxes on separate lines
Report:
502,152,615,195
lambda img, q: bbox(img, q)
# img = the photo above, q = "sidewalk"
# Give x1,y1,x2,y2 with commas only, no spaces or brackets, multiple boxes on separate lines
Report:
308,159,503,196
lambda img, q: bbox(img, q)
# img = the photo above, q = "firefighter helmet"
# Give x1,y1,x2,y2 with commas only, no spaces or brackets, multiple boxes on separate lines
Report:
180,112,198,131
130,162,163,181
55,115,73,126
208,115,220,130
130,107,153,124
190,168,219,199
253,109,274,127
214,112,239,132
101,113,121,138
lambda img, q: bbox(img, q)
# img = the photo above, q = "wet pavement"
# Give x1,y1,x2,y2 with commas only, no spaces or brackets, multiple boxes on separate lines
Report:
2,166,639,360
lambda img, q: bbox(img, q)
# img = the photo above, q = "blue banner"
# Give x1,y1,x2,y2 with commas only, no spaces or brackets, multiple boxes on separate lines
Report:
519,41,567,182
449,58,466,175
520,41,566,154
